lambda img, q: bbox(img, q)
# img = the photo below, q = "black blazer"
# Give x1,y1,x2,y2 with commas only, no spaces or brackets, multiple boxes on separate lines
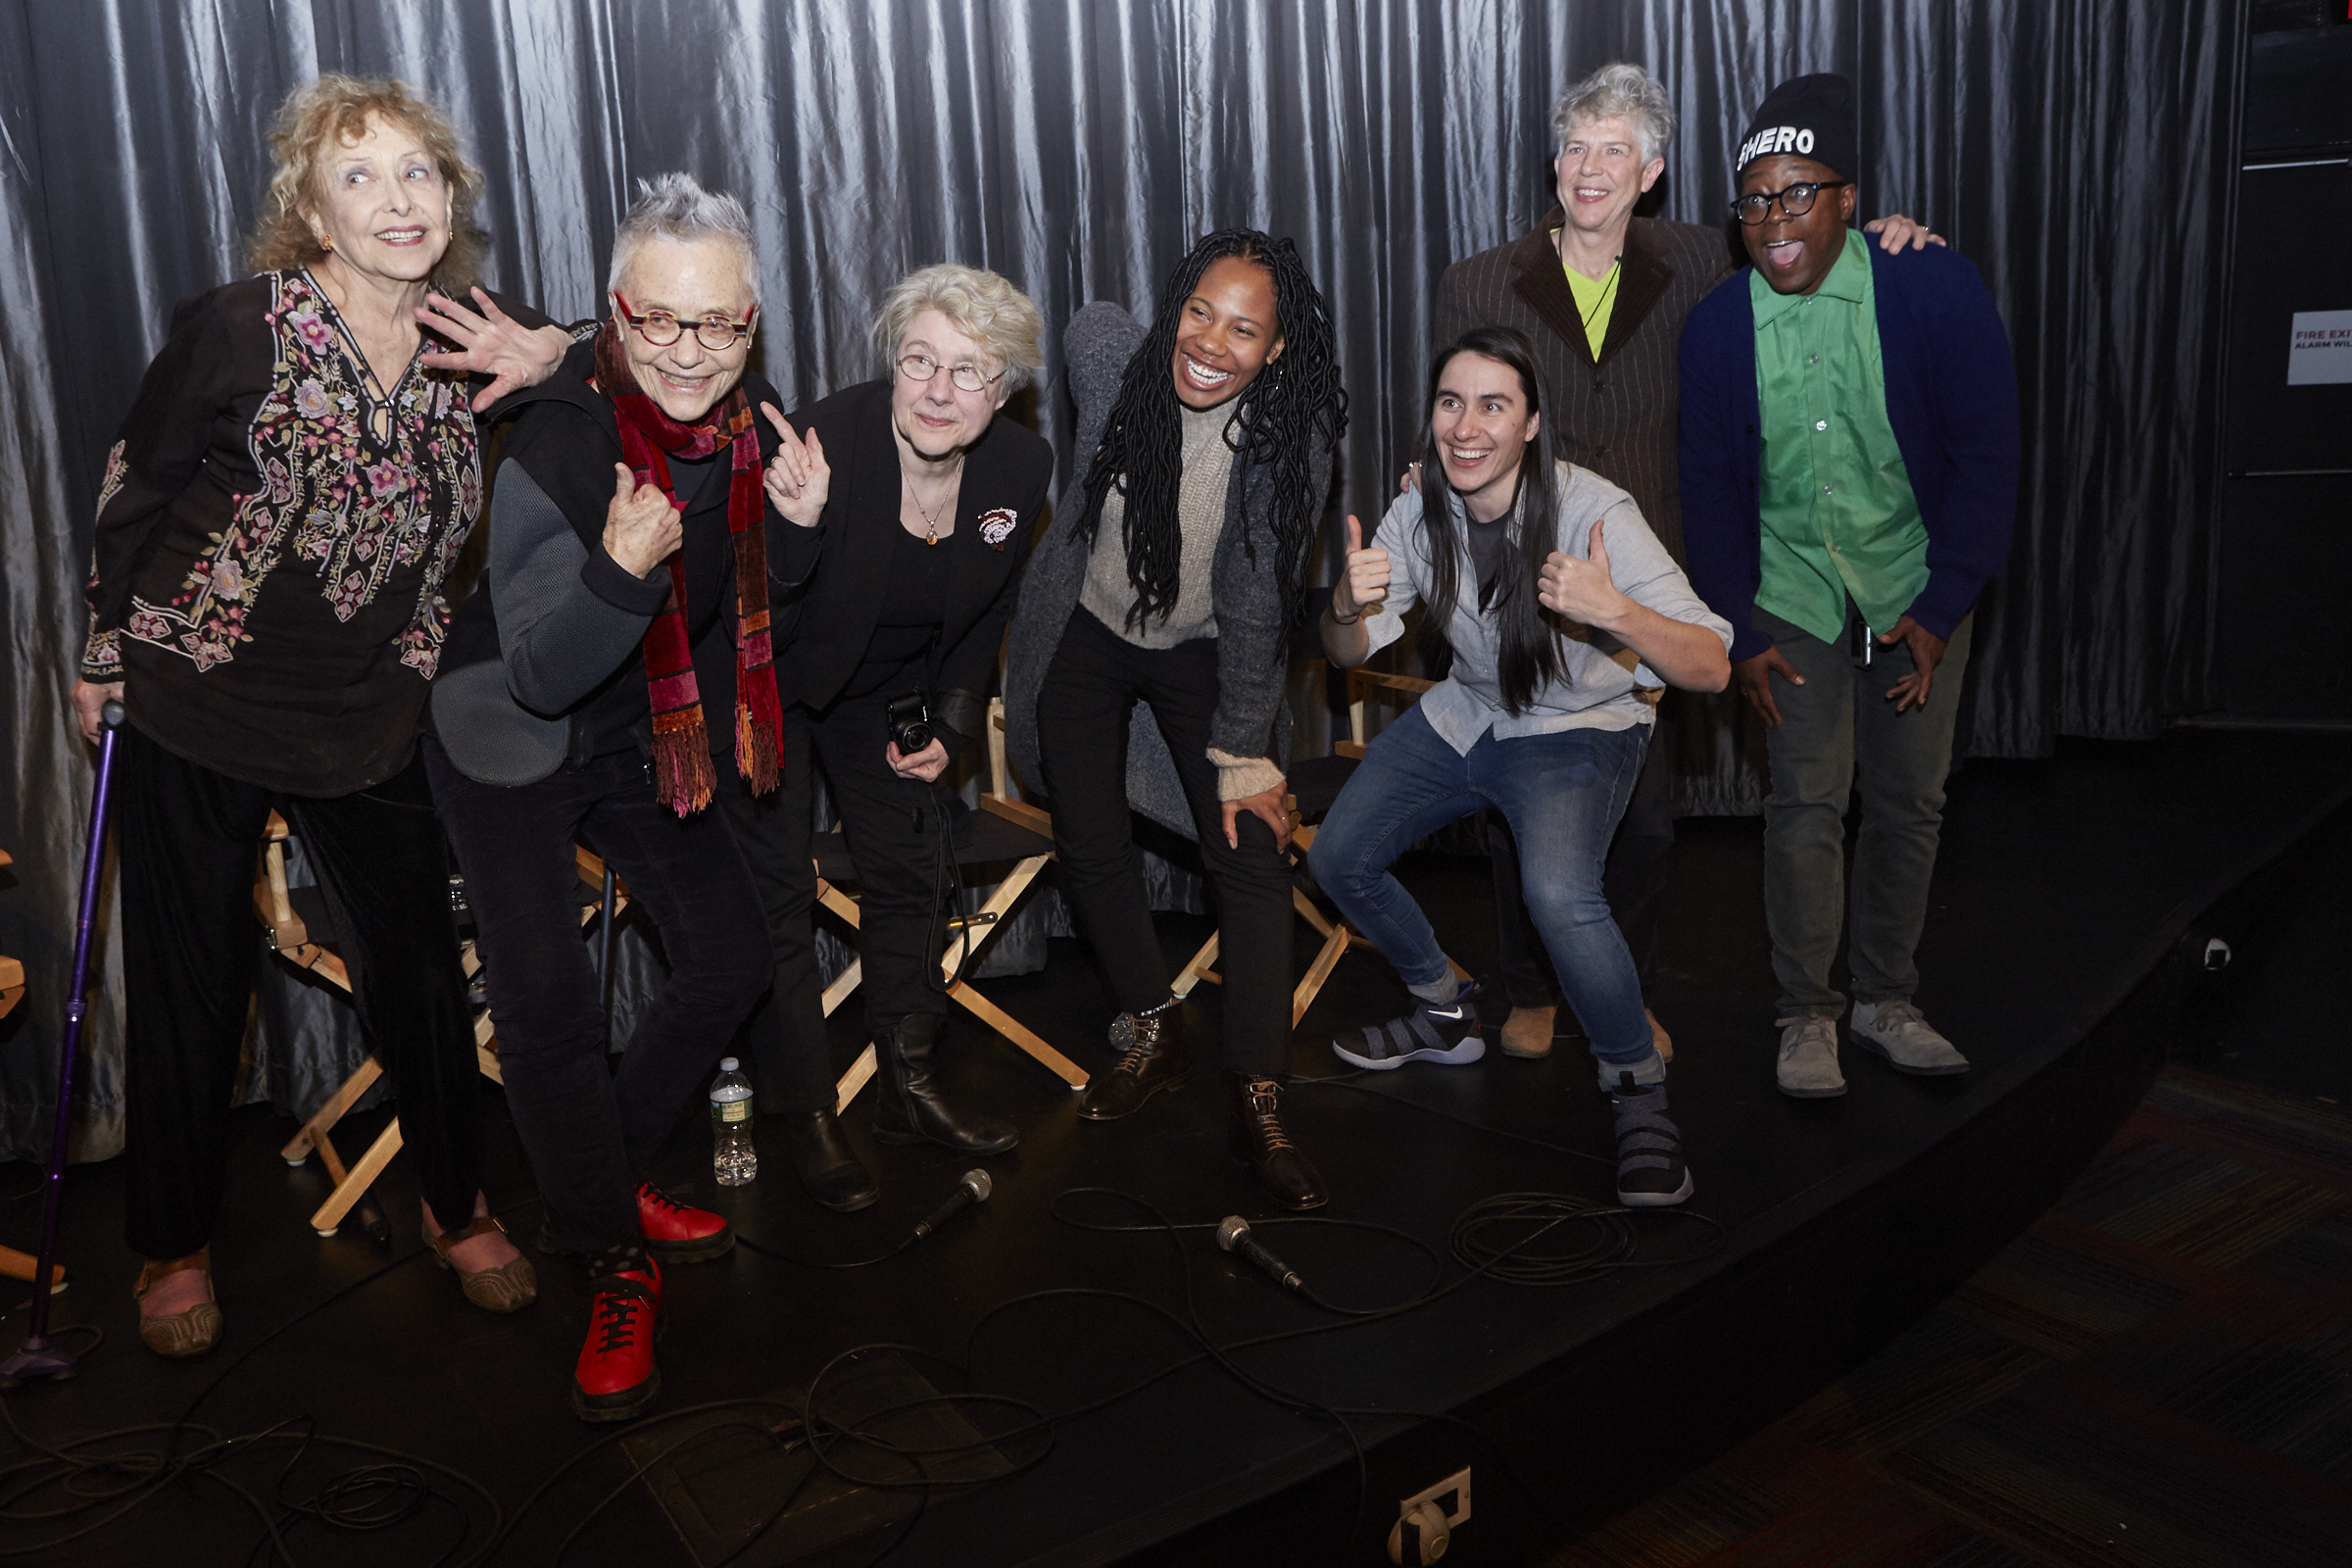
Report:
778,379,1053,745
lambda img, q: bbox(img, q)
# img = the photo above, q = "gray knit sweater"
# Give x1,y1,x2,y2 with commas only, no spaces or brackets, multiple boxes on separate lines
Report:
1078,401,1235,647
1004,302,1331,808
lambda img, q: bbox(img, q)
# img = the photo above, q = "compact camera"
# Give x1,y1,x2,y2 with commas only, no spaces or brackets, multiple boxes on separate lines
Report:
885,693,934,756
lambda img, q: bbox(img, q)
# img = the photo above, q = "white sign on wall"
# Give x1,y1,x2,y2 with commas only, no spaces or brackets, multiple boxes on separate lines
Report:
2287,310,2352,385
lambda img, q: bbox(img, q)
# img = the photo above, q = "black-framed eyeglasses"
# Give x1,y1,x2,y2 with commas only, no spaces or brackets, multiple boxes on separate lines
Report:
613,292,756,351
897,352,1002,394
1729,180,1851,225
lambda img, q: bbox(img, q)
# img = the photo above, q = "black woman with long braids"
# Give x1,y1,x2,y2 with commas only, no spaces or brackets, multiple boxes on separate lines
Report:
1003,230,1346,1209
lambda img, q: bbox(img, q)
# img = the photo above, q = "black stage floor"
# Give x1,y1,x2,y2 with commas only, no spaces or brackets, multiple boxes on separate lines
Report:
4,729,2349,1566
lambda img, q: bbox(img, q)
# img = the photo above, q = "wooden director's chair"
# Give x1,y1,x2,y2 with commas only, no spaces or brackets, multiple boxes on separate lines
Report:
261,812,564,1236
0,843,53,1296
0,848,20,1023
270,814,890,1238
808,698,1088,1093
1171,666,1468,1023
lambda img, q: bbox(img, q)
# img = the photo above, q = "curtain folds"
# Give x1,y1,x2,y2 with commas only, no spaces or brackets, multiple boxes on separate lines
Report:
0,0,2235,1161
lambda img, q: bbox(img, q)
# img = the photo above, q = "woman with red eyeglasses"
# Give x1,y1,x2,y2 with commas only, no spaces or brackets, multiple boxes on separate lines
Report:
424,172,826,1423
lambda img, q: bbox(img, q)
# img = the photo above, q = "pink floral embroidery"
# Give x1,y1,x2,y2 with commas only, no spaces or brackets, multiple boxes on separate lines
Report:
122,270,481,676
978,508,1018,550
287,310,334,354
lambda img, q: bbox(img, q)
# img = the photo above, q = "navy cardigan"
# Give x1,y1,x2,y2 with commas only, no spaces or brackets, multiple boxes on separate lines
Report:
1677,240,2021,662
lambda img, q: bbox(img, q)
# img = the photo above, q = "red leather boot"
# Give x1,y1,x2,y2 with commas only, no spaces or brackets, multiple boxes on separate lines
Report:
635,1182,734,1262
572,1256,662,1423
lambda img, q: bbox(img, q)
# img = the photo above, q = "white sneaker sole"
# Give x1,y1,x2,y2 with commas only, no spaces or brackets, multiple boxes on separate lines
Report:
1332,1035,1486,1071
1618,1168,1694,1207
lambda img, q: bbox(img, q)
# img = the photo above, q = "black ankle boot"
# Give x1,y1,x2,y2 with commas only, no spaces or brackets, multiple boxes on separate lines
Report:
1228,1074,1327,1210
1080,1003,1191,1121
779,1108,881,1211
870,1013,1018,1154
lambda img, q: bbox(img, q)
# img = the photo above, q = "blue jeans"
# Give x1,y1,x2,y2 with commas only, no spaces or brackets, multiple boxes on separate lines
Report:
1308,708,1654,1065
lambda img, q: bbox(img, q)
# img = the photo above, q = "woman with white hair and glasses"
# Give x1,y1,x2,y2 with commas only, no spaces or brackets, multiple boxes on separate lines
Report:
721,266,1052,1205
424,172,827,1422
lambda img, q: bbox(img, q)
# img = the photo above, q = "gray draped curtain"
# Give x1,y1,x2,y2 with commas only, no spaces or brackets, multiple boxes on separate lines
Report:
0,0,2237,1161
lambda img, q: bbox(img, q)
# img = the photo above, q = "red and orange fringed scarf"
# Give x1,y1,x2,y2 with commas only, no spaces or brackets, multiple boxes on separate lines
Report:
593,318,783,814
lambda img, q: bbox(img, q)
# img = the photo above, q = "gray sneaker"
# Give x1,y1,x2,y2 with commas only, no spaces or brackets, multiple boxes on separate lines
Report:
1775,1014,1846,1099
1849,1001,1970,1075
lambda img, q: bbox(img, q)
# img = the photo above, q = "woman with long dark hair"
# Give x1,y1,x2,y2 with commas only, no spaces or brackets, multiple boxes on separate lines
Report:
1309,327,1730,1207
1003,230,1347,1209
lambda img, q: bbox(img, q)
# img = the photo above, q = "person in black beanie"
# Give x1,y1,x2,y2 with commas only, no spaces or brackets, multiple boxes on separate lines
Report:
1681,73,2021,1100
1429,62,1940,1068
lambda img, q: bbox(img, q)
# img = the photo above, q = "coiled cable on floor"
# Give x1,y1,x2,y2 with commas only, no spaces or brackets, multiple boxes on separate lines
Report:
1449,1191,1723,1287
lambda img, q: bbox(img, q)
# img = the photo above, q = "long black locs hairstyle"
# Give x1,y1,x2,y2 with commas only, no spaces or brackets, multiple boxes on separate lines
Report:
1417,326,1569,715
1075,228,1348,630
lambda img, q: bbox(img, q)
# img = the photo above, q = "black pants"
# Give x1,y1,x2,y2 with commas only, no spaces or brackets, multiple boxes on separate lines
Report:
424,739,771,1254
722,696,956,1113
115,724,481,1260
1491,702,1676,1008
1034,609,1291,1075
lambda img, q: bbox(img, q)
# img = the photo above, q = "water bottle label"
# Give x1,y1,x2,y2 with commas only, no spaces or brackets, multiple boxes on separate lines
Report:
717,1100,749,1123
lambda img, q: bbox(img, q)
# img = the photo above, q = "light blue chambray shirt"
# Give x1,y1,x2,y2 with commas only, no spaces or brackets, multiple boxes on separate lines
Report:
1358,461,1732,756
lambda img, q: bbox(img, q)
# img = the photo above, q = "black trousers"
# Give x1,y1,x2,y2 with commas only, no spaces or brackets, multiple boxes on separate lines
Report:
1491,701,1677,1008
424,739,771,1254
722,695,956,1113
115,724,481,1260
1034,609,1291,1075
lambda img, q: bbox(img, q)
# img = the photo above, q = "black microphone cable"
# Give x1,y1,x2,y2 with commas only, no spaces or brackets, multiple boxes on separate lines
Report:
732,1169,994,1270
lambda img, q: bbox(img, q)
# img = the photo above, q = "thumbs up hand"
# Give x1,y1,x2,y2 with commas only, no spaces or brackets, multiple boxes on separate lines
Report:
1333,514,1389,621
603,463,684,578
1537,515,1629,624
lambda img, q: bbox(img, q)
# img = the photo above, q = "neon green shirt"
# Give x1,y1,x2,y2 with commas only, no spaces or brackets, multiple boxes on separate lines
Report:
1562,259,1619,360
1750,229,1929,644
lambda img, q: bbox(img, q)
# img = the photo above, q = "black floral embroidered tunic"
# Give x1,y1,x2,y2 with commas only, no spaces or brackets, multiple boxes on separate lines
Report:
82,270,535,797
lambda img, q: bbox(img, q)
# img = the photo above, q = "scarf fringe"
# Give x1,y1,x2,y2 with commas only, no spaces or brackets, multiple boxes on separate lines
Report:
653,710,718,816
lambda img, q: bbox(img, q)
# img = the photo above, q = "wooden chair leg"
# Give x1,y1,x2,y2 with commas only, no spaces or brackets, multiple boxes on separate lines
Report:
281,1056,384,1167
821,958,863,1018
1171,930,1221,997
947,983,1090,1089
834,1042,877,1114
1292,918,1353,1027
309,1116,403,1236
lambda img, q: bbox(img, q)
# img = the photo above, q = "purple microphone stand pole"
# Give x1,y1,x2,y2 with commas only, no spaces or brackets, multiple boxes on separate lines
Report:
0,699,124,1385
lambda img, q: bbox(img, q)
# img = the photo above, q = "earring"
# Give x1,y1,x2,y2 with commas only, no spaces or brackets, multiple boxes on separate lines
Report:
318,234,333,251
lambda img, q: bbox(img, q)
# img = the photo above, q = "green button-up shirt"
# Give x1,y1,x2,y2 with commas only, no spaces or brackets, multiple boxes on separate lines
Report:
1750,228,1929,645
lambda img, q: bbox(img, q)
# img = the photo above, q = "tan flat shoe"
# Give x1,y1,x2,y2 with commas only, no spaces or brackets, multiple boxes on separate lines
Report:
1499,1004,1557,1059
133,1248,221,1358
1648,1008,1674,1063
427,1214,538,1313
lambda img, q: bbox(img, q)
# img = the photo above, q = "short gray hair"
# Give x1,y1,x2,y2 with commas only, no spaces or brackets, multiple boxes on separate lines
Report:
1551,62,1676,165
608,172,760,305
871,264,1045,394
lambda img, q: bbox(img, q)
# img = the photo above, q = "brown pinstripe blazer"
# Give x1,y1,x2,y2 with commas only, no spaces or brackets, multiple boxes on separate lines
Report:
1433,209,1736,567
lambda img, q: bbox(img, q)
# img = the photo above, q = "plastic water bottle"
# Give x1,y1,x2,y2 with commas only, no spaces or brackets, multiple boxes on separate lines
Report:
710,1057,757,1186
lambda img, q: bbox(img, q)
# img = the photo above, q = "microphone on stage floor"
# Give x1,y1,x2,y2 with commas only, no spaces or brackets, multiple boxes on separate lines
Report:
910,1169,993,1242
1218,1215,1305,1296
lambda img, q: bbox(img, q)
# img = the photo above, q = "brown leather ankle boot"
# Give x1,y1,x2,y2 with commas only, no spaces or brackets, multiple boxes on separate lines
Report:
1081,1004,1191,1120
1227,1074,1327,1210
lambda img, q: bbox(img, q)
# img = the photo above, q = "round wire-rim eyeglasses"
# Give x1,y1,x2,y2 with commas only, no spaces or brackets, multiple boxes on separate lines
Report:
897,352,1004,394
